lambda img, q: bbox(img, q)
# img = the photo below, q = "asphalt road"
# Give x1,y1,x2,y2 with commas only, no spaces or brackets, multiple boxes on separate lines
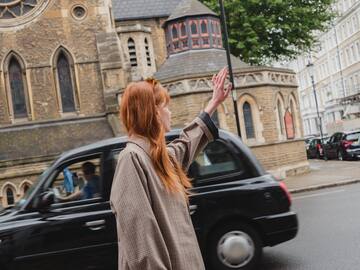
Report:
257,183,360,270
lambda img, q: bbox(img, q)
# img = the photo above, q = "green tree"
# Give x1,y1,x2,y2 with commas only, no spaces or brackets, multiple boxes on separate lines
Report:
201,0,336,65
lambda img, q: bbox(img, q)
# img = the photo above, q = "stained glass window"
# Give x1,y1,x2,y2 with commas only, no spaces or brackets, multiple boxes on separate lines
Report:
243,102,255,139
9,58,27,118
6,188,14,206
57,53,76,113
0,0,39,19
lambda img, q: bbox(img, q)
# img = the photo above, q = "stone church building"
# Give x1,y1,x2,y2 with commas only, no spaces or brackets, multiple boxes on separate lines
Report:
0,0,308,207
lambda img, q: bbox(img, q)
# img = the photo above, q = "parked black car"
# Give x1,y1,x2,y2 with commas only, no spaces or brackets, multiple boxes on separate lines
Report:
306,136,330,159
324,131,360,160
0,130,298,270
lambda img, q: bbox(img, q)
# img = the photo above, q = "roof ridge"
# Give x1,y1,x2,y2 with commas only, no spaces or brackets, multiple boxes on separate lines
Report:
166,0,217,23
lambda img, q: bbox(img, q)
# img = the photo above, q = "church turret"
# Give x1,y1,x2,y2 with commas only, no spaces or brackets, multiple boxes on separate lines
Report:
163,0,223,56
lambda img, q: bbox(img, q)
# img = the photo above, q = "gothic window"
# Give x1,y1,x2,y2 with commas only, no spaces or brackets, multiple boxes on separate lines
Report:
243,102,255,139
180,23,186,37
128,38,137,67
277,99,284,135
172,24,178,39
57,52,76,113
191,21,198,35
0,0,40,19
201,20,207,34
8,57,27,118
144,38,151,67
23,184,30,194
6,187,15,206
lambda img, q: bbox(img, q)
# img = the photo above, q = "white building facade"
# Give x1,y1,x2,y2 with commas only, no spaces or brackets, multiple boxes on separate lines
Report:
288,0,360,137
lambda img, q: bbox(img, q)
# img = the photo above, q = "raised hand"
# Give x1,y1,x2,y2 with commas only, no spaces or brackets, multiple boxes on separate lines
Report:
204,67,232,116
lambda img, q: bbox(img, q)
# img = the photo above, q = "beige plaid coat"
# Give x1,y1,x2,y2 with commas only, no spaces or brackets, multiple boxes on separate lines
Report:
110,115,216,270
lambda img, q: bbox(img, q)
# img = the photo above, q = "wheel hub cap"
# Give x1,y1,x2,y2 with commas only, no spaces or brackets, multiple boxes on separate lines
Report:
217,231,255,268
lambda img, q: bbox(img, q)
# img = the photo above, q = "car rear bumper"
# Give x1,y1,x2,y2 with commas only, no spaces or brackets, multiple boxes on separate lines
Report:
345,149,360,160
254,211,298,247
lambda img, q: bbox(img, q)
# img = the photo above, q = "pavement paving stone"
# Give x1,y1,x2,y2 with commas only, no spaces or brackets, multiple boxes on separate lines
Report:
282,159,360,193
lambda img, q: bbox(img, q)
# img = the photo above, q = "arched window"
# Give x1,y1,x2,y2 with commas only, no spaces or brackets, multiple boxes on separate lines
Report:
243,102,255,139
277,99,285,135
23,184,30,194
56,52,76,113
201,20,207,34
6,188,15,206
144,38,151,67
191,21,198,35
172,25,178,39
8,57,27,119
180,23,186,36
128,38,137,67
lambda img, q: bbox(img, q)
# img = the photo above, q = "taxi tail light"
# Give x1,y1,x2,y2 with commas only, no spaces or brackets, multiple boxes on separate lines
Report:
279,181,292,205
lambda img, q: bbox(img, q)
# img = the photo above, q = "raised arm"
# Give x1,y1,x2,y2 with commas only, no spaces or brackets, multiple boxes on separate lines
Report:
110,151,171,270
167,67,232,171
167,112,218,171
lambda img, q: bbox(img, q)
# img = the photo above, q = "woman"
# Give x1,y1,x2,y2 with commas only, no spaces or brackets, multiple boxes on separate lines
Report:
110,67,232,270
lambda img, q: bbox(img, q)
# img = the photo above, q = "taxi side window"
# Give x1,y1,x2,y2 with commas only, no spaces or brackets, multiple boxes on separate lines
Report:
188,141,245,180
50,157,102,203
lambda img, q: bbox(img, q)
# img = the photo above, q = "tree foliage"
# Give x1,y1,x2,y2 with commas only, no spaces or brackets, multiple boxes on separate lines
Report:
200,0,336,65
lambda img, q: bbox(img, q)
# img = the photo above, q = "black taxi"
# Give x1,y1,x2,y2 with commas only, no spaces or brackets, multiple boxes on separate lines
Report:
0,129,298,270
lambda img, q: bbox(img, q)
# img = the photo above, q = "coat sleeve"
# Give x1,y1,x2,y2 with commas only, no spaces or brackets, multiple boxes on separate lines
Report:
167,112,219,171
110,151,172,270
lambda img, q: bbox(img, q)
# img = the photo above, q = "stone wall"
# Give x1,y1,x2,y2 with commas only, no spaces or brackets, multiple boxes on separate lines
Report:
0,0,114,124
166,68,309,178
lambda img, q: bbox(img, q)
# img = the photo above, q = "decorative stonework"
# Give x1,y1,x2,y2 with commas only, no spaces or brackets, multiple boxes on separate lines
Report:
164,69,298,98
0,0,50,29
234,70,297,88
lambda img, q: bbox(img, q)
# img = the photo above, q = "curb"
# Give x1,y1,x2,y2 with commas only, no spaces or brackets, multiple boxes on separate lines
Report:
288,179,360,194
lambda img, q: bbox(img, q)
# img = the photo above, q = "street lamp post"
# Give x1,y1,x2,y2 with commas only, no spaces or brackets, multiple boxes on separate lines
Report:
218,0,242,138
306,61,327,160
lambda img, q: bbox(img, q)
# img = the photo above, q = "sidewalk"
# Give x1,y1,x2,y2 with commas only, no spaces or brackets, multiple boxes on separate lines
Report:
282,159,360,193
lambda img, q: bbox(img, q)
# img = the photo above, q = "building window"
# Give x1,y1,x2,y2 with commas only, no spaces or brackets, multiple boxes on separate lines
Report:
190,21,198,35
128,38,137,67
6,188,15,206
277,99,284,135
243,102,255,139
201,20,207,34
180,22,186,36
144,38,151,67
172,24,178,39
56,52,76,113
8,57,28,119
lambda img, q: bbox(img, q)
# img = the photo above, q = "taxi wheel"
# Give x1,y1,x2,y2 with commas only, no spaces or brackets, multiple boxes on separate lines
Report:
208,222,262,270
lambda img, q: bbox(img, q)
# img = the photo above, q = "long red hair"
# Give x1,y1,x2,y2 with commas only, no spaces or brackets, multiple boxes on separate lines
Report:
120,80,192,200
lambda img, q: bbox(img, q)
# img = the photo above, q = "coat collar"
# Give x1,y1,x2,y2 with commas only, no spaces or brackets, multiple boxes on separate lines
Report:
128,135,151,155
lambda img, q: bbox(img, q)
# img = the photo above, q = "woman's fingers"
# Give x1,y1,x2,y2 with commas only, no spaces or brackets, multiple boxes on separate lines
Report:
212,74,217,84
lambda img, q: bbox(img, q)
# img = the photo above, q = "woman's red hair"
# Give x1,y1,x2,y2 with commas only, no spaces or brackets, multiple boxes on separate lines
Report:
120,81,192,200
